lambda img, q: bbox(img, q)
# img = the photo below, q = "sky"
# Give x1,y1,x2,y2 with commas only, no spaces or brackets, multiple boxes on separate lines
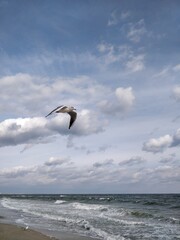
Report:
0,0,180,194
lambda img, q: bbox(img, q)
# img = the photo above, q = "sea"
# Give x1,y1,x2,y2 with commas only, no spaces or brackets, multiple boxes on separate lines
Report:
0,194,179,240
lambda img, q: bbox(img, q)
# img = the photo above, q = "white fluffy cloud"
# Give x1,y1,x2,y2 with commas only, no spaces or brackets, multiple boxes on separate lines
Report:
115,87,135,110
99,87,135,115
142,135,172,153
143,129,180,153
44,157,71,166
0,110,104,148
0,73,108,116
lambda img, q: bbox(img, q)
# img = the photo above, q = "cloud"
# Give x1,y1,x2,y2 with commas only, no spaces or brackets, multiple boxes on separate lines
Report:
44,157,71,166
144,166,180,184
0,156,73,185
97,43,121,66
126,54,145,72
115,87,135,110
107,11,130,26
142,129,180,153
1,155,179,191
173,86,180,101
0,166,34,179
97,42,145,72
93,159,114,168
159,154,176,164
0,73,108,116
173,64,180,72
98,87,135,115
171,128,180,147
120,11,130,20
142,135,173,153
108,11,118,26
153,66,170,78
0,110,104,148
127,19,147,43
119,156,144,166
98,144,111,152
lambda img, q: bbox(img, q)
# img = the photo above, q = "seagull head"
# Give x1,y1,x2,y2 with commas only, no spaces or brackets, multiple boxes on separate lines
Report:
70,106,76,111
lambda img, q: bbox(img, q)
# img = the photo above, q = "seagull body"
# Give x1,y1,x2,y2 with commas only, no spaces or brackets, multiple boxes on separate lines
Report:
46,105,77,129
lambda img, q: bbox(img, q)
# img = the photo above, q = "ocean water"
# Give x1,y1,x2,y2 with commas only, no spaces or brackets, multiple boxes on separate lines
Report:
0,194,179,240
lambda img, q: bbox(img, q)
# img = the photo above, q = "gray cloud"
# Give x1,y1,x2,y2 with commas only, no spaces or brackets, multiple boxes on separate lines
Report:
171,129,180,147
159,154,176,164
0,155,179,192
98,144,111,152
0,166,34,179
172,115,180,123
93,159,114,168
145,166,180,184
119,156,144,166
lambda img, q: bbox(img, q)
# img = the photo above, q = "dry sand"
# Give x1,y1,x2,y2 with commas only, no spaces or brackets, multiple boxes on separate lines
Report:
0,223,56,240
0,223,95,240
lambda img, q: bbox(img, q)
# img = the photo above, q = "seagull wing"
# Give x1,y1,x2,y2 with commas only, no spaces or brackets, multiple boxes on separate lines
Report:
45,105,64,117
68,111,77,129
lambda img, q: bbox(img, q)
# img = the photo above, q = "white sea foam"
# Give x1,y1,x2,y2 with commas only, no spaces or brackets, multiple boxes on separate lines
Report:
71,202,108,211
54,200,67,204
1,198,18,211
89,225,126,240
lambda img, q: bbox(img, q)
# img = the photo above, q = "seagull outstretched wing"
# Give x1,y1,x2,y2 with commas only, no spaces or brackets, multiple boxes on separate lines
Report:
45,105,64,117
68,111,77,129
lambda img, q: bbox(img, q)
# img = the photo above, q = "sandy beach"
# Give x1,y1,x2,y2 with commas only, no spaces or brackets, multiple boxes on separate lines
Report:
0,223,95,240
0,223,56,240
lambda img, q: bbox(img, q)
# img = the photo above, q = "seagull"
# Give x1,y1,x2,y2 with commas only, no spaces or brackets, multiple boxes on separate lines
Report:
46,105,77,129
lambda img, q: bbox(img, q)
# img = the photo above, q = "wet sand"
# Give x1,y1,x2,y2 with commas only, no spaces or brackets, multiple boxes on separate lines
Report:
0,223,95,240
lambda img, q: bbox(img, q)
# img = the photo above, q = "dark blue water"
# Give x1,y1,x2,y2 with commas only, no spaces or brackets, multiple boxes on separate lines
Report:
0,194,179,239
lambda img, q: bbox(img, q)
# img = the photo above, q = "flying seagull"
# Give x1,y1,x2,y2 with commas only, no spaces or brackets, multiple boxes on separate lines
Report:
45,105,77,129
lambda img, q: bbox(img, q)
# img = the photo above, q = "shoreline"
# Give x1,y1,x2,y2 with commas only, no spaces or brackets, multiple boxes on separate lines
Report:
0,222,96,240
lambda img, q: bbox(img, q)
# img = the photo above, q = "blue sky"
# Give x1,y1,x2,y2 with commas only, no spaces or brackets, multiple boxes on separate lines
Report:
0,0,180,194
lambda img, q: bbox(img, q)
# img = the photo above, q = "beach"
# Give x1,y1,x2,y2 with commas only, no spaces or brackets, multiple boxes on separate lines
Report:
0,223,54,240
0,223,95,240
